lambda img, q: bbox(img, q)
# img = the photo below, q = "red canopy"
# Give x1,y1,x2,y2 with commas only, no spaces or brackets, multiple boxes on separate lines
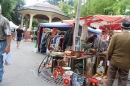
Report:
94,15,122,23
114,17,130,23
80,15,93,20
99,24,121,30
63,15,130,30
80,15,125,30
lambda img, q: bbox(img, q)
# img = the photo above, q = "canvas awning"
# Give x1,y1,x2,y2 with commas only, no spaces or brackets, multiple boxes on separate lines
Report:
39,22,72,31
94,15,122,23
80,15,128,30
9,21,18,29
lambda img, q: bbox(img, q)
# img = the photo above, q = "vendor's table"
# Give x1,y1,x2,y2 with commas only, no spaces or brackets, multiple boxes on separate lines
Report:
50,53,64,73
67,55,97,77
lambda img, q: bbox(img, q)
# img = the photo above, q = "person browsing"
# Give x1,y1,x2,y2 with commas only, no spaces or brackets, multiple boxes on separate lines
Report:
107,20,130,86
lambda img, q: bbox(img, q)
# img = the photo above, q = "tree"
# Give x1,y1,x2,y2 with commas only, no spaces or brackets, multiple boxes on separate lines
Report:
0,0,25,25
11,0,25,25
32,19,38,30
110,0,130,15
58,2,73,18
0,0,17,19
80,0,115,16
73,0,78,18
45,0,75,18
80,0,130,17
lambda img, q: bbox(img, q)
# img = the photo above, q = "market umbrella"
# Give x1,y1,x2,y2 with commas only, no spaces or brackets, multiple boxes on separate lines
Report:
80,15,123,30
94,15,122,23
99,24,121,30
9,21,18,29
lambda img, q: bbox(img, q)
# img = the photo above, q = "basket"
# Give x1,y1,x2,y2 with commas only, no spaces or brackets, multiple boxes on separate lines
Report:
64,51,73,56
58,60,67,66
51,52,64,57
72,51,84,58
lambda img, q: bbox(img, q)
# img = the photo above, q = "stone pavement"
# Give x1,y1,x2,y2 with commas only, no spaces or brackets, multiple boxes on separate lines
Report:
0,40,130,86
0,40,52,86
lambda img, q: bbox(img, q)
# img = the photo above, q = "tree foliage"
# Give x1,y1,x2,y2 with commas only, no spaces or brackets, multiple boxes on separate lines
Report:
11,0,25,25
58,2,73,18
45,0,74,18
32,19,38,27
80,0,130,17
0,0,17,19
0,0,25,25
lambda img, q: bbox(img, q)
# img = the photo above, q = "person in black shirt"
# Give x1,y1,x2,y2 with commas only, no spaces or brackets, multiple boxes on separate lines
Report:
16,25,23,48
86,34,97,47
81,34,97,51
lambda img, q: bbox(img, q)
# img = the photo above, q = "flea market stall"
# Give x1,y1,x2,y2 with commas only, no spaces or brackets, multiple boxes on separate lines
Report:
36,15,128,86
36,22,106,86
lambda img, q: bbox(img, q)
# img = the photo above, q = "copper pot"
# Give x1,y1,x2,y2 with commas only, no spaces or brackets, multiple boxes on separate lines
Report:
65,50,73,56
73,51,83,58
58,60,67,66
90,49,97,55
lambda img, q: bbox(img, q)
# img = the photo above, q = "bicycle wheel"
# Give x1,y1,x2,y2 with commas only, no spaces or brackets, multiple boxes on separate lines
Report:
38,55,49,73
44,55,52,66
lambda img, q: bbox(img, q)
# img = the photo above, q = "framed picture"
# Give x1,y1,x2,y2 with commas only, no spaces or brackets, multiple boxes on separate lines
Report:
74,36,81,51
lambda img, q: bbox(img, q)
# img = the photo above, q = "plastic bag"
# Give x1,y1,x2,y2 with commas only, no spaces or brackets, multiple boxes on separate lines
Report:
2,53,12,66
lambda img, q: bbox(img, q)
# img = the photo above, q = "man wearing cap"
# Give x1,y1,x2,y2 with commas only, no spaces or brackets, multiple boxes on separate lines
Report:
107,21,130,86
0,5,11,82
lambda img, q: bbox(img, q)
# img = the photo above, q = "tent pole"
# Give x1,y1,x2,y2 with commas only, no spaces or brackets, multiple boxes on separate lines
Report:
73,0,82,51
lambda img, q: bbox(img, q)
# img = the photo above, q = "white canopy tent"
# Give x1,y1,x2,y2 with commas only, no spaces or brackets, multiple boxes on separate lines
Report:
9,21,18,29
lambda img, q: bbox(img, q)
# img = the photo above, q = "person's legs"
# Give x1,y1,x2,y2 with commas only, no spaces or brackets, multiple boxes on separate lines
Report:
16,37,19,47
106,63,118,86
118,68,129,86
98,60,103,68
0,41,7,82
16,37,21,48
104,42,108,51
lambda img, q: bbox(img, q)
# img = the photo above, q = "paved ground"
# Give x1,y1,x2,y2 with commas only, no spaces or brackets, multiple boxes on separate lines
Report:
0,40,129,86
0,40,52,86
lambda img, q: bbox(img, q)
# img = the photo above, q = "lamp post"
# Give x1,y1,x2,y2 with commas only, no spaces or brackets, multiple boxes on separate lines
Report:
73,0,82,51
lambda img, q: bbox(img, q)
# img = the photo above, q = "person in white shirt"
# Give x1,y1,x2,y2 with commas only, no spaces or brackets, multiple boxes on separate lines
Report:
98,30,109,52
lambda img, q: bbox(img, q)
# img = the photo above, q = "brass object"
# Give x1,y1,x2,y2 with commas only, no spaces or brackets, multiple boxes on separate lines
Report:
72,51,84,58
90,49,97,55
96,54,107,74
58,60,67,67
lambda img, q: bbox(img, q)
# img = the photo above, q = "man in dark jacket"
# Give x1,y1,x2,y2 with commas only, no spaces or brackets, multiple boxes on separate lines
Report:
107,21,130,86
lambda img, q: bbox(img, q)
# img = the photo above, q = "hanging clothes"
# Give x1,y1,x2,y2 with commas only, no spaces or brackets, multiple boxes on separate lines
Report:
51,28,58,36
62,29,73,50
67,29,73,46
40,32,45,46
40,32,46,52
63,30,70,50
38,27,43,52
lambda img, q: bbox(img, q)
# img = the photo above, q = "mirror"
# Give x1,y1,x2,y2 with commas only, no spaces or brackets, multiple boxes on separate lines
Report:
86,56,97,77
96,55,107,74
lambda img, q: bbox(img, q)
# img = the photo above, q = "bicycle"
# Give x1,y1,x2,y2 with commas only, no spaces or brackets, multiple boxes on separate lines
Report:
38,44,61,73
